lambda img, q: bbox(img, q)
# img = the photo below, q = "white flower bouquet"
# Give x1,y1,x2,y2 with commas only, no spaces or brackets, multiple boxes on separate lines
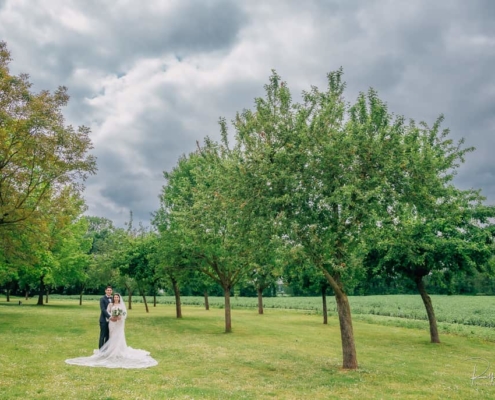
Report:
111,308,126,318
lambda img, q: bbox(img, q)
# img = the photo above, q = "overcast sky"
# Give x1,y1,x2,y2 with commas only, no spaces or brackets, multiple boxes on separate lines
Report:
1,0,494,227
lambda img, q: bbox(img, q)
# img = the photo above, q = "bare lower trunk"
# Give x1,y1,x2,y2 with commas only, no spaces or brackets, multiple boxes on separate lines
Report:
45,287,49,304
6,289,10,302
25,289,29,300
79,285,85,306
257,287,264,315
204,290,209,310
37,276,45,305
322,269,358,369
139,286,149,313
172,279,182,318
125,284,133,310
224,287,232,333
415,276,440,343
153,293,157,307
335,291,357,368
321,285,328,325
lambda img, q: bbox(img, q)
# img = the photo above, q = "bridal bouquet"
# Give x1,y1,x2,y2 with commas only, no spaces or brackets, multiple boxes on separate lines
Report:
112,308,126,317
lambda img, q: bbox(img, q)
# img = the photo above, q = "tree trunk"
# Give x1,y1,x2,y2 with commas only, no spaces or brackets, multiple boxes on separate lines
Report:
139,285,149,313
153,293,157,307
257,287,264,315
322,269,358,369
224,286,232,333
25,288,29,300
125,284,133,310
172,278,182,318
45,287,49,304
6,288,10,302
204,289,209,310
415,276,440,343
321,285,328,325
79,284,85,306
37,276,45,305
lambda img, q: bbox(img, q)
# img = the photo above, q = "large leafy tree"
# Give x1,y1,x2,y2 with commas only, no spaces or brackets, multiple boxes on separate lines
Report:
243,227,282,315
367,193,495,343
118,234,154,313
35,189,87,305
0,41,96,277
155,144,255,332
51,217,92,303
76,217,115,303
228,70,465,369
152,227,195,318
0,41,96,228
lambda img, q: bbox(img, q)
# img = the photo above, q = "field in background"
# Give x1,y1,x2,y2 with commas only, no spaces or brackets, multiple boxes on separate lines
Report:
1,297,495,399
52,294,495,341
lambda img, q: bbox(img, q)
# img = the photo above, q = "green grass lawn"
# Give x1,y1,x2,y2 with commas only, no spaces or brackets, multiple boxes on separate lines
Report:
1,297,494,399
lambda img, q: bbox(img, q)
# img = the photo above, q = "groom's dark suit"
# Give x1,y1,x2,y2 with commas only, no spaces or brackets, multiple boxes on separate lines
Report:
99,295,112,348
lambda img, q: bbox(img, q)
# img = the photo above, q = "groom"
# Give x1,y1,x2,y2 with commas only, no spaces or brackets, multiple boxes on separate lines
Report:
99,285,113,348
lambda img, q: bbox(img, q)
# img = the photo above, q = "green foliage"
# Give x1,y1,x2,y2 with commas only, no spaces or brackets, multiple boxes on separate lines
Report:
153,68,493,366
0,41,97,294
0,41,96,230
154,142,262,329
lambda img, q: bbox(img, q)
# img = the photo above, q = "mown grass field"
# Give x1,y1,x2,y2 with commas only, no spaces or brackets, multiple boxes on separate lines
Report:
1,295,495,399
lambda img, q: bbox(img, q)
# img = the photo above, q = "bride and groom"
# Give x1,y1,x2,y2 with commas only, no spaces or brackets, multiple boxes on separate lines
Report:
65,286,157,369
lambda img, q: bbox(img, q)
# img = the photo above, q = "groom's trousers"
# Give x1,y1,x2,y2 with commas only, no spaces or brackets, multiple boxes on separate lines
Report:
99,321,110,348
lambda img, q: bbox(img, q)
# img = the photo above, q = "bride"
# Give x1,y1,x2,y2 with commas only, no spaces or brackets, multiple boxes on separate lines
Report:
65,293,158,369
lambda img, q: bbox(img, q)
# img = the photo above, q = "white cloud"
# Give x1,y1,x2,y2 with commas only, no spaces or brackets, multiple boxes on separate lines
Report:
1,0,494,226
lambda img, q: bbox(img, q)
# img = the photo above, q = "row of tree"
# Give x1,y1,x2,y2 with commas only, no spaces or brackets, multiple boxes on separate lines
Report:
1,40,494,370
151,70,495,369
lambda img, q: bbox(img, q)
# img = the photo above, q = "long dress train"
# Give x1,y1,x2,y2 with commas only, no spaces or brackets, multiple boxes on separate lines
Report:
65,304,157,369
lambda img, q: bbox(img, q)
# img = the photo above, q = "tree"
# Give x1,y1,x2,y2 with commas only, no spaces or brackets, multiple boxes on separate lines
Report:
0,230,33,300
228,70,457,369
244,231,282,315
0,41,96,229
50,217,92,302
35,189,87,305
71,216,117,305
112,228,151,313
155,146,254,332
282,250,332,324
0,41,96,292
152,228,194,318
366,193,495,343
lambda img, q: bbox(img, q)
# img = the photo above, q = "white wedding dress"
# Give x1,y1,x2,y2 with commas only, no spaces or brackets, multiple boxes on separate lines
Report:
65,302,158,369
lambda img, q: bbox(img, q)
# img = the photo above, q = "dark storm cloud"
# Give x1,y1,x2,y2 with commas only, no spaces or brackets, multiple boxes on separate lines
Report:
1,0,494,226
88,147,163,224
1,0,246,90
88,0,246,68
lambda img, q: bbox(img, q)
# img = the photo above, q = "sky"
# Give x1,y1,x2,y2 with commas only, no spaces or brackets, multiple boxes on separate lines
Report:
1,0,494,227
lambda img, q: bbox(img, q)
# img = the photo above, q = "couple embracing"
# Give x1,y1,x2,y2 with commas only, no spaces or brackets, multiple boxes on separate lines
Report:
99,285,124,348
66,286,157,369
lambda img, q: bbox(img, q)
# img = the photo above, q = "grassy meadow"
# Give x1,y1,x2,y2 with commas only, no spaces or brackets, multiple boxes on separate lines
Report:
1,295,495,399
